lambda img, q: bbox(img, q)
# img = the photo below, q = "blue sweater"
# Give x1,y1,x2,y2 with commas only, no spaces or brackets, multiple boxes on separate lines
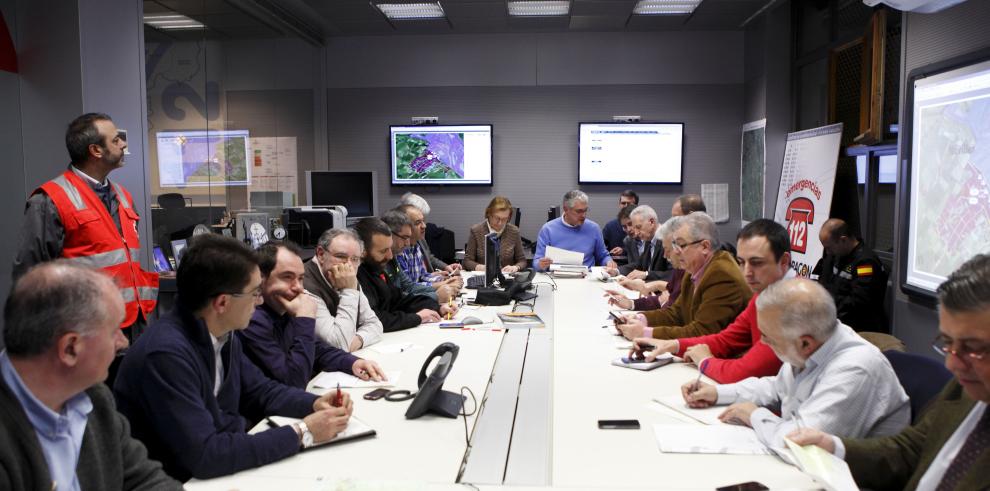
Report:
238,304,359,389
113,306,317,482
601,218,627,251
533,217,612,270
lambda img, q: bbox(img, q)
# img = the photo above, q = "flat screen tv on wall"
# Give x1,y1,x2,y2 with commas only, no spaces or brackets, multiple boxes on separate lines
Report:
389,124,493,186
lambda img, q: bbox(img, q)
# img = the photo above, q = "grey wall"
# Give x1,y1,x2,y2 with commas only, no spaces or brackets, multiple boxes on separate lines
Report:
0,0,23,302
325,32,746,245
891,0,990,354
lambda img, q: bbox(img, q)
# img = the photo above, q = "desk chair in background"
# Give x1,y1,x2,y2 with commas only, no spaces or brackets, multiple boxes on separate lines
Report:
883,350,953,423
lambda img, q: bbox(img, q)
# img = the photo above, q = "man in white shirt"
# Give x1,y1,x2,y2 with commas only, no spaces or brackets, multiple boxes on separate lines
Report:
790,253,990,490
303,228,384,352
684,278,910,447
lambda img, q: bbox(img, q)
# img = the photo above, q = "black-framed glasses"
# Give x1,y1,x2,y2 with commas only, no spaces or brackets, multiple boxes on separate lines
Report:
672,239,705,251
226,287,262,299
932,333,988,362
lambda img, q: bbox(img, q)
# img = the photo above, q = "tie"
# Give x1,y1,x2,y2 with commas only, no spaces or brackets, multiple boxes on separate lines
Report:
640,241,653,270
936,408,990,490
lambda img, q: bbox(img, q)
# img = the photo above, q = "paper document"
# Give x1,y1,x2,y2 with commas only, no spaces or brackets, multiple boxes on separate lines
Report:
368,343,416,355
545,246,585,266
267,415,376,447
653,394,725,425
311,370,400,389
784,438,859,491
652,424,772,455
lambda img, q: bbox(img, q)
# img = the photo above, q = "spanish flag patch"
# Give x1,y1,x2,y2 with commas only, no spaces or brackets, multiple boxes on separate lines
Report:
856,265,874,277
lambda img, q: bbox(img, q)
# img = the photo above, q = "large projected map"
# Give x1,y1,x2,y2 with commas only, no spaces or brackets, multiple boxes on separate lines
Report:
907,60,990,293
157,130,250,187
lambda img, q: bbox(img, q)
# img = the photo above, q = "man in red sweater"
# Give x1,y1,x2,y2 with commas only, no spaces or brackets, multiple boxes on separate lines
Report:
634,219,790,383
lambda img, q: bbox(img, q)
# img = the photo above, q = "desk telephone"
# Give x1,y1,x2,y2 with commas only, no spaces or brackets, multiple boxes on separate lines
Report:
404,342,466,419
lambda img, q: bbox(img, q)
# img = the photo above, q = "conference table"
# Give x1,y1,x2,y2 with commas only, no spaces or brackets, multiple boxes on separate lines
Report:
185,271,820,490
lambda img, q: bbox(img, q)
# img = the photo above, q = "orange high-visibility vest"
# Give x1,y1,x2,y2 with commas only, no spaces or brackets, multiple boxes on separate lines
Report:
37,169,158,328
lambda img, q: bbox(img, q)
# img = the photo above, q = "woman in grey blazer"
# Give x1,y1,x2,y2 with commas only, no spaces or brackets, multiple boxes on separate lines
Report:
463,196,528,272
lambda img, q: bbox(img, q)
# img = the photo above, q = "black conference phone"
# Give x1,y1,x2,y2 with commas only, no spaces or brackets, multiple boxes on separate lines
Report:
405,342,466,419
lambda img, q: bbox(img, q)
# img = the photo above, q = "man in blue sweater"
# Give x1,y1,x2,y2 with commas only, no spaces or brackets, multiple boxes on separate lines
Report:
114,235,355,482
238,240,385,388
534,190,617,271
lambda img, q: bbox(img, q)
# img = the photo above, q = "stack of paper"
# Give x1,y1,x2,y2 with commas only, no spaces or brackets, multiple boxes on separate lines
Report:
784,439,859,491
545,245,585,266
652,424,772,455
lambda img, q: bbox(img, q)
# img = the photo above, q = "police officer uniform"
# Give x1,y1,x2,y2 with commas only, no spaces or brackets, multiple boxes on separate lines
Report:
813,241,888,332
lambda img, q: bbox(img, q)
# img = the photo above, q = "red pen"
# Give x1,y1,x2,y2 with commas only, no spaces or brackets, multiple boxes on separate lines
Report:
334,382,343,407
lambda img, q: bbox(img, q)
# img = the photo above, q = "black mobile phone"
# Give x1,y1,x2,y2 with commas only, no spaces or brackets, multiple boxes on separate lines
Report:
608,311,626,324
716,482,769,491
597,419,640,429
363,388,391,400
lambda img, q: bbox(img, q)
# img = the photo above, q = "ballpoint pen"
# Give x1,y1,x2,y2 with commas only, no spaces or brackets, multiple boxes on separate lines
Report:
446,298,453,320
334,382,343,407
690,358,710,394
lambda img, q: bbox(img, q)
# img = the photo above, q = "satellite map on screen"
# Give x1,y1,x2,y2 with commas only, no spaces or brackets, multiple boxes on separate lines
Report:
914,96,990,280
157,130,250,187
394,132,465,180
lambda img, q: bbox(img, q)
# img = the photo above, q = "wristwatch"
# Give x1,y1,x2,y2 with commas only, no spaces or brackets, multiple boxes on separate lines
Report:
295,421,314,448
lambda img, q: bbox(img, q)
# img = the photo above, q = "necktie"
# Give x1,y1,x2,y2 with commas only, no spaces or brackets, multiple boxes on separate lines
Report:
641,241,653,270
935,408,990,490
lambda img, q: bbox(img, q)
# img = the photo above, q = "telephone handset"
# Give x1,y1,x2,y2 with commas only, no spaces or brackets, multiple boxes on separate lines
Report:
404,342,466,419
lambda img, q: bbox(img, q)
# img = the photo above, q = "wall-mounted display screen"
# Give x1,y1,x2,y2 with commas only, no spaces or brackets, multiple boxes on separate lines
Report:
156,129,251,187
307,171,377,217
902,51,990,296
390,125,493,185
578,122,684,184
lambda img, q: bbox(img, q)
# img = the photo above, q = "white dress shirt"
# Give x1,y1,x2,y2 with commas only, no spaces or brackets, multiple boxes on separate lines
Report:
716,322,910,447
209,332,229,396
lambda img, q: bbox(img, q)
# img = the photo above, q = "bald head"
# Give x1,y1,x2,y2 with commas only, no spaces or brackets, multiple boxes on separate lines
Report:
819,218,859,257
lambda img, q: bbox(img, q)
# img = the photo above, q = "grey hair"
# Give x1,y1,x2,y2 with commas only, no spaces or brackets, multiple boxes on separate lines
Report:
630,205,658,223
677,211,720,249
562,190,589,209
399,192,431,216
317,228,363,255
3,261,118,356
756,279,838,342
659,216,683,241
937,253,990,313
380,210,412,235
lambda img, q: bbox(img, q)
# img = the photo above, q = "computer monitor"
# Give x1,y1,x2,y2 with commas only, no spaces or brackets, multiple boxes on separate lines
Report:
306,171,377,218
484,233,504,287
283,208,344,247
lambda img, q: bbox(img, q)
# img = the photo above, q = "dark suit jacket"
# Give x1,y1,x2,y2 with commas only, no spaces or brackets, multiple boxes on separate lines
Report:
463,222,528,271
357,261,440,332
842,380,986,491
618,236,670,280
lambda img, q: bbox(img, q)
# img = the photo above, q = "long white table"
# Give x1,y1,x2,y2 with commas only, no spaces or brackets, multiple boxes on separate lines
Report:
186,272,819,490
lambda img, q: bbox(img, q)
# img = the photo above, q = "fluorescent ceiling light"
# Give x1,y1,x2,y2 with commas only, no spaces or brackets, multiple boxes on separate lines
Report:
507,1,570,16
375,2,446,20
632,0,702,15
143,13,205,30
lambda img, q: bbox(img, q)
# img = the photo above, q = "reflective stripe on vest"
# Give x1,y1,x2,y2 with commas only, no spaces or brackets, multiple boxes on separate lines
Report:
65,248,129,269
111,182,130,209
50,174,86,210
121,286,160,303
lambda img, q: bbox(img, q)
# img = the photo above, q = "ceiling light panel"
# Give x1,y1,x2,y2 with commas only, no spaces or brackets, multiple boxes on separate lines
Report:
632,0,702,15
507,1,571,17
375,2,447,20
142,13,205,30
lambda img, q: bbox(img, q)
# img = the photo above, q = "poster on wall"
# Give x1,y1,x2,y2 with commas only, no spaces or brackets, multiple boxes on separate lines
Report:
740,119,766,224
249,137,298,197
772,123,843,278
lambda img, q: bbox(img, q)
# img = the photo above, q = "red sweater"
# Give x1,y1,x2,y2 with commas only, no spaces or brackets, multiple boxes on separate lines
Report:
676,294,782,383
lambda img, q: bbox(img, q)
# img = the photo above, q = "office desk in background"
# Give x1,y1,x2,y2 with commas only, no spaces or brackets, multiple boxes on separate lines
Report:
185,273,818,490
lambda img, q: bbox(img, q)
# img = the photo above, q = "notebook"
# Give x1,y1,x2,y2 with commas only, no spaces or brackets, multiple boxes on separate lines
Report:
265,415,376,448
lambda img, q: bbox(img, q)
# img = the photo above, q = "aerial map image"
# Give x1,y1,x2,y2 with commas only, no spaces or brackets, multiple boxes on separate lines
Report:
157,130,250,187
914,96,990,280
394,132,465,180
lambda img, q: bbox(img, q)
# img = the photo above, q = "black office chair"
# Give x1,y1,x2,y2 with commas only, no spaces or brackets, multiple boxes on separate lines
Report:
158,193,187,209
425,223,457,265
883,350,953,423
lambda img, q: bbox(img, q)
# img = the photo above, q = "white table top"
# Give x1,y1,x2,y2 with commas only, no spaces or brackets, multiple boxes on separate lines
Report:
186,272,820,490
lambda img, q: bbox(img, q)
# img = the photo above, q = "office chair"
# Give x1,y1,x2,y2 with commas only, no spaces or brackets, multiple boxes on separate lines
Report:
158,193,187,209
514,207,521,228
883,350,953,423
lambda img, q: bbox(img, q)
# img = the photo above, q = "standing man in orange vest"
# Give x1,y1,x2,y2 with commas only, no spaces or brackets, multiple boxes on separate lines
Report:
13,113,158,344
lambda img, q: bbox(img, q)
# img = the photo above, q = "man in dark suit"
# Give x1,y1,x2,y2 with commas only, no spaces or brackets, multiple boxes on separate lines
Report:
790,253,990,490
619,205,670,281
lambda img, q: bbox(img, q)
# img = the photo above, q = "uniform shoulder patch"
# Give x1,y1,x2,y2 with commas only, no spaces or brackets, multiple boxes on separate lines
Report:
856,264,874,277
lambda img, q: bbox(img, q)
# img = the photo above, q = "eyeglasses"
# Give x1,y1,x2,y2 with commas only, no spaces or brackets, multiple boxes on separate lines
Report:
227,287,262,299
672,239,705,251
932,333,989,361
330,252,362,264
392,233,412,242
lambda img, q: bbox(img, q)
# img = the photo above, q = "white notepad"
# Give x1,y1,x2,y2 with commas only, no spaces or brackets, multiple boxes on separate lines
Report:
652,393,725,426
267,415,376,448
311,370,400,389
652,423,772,455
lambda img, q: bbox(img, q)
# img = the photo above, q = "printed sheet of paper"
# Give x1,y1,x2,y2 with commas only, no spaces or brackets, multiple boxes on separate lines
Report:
311,370,400,389
545,245,584,266
652,423,771,455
